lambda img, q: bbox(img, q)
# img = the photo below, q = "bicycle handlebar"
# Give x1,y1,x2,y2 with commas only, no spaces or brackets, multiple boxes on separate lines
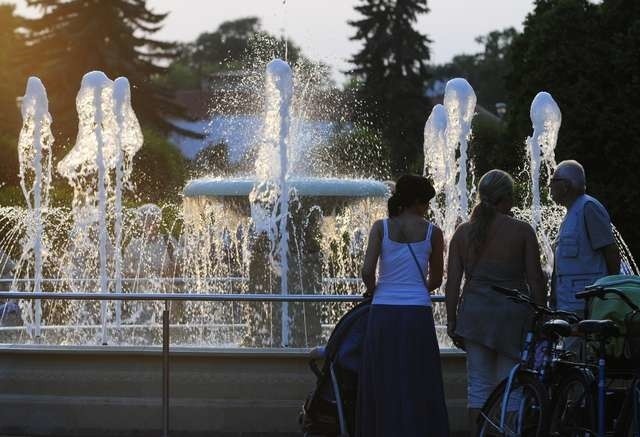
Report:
491,285,580,322
575,286,640,312
491,285,522,298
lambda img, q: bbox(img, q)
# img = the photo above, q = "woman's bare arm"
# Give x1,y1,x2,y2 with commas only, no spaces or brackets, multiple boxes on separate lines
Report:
428,226,444,292
362,220,383,294
524,225,546,305
444,227,464,328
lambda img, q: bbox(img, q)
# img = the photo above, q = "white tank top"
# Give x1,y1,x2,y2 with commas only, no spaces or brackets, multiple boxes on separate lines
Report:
372,219,433,307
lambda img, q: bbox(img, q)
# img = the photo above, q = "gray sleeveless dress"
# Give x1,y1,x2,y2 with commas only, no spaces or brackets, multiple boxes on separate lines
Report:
454,260,533,360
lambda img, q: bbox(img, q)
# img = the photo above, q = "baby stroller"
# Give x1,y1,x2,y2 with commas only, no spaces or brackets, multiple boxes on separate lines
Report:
299,298,371,437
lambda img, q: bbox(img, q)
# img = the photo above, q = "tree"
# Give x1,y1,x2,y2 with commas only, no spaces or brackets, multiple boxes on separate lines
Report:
314,125,391,179
468,113,513,179
506,0,640,253
164,17,305,90
0,4,25,187
428,28,520,176
191,141,231,176
348,0,432,174
21,0,192,144
0,4,24,136
431,28,517,113
131,128,187,203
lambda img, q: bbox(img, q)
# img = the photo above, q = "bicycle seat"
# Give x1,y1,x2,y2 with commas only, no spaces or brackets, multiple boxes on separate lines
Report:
578,319,620,337
542,319,572,338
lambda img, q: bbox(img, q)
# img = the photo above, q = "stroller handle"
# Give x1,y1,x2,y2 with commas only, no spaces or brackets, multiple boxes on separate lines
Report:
576,286,640,312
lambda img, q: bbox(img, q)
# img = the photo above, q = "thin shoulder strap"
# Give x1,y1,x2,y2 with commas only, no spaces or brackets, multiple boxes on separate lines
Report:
426,222,434,242
382,219,389,239
407,243,430,291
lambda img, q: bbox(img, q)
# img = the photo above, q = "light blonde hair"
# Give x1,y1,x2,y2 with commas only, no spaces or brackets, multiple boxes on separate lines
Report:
469,169,514,252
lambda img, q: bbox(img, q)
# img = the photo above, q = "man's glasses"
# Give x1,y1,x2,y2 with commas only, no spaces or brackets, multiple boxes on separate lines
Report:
550,177,568,184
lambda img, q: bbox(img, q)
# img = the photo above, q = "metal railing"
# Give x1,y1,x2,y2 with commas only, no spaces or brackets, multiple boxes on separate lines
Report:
0,276,364,284
0,291,445,436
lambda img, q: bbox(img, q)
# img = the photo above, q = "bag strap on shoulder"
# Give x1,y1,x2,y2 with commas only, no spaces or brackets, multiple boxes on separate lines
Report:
406,222,432,291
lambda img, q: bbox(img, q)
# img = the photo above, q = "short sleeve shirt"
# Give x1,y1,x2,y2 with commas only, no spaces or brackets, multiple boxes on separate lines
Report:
584,201,615,251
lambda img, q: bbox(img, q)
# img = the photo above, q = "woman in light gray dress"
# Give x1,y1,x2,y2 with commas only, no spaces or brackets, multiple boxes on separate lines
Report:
445,169,546,433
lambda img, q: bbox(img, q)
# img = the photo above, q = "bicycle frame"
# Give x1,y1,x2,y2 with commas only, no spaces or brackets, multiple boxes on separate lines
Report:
489,285,581,435
633,379,640,437
498,307,543,431
499,362,523,431
598,349,606,437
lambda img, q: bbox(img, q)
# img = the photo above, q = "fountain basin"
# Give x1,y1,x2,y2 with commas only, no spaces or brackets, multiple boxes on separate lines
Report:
183,177,390,199
0,345,467,436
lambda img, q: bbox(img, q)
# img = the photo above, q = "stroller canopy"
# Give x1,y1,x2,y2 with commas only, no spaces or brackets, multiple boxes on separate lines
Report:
324,298,371,374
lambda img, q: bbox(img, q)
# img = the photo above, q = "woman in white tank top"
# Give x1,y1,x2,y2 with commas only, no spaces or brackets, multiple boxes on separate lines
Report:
356,175,450,437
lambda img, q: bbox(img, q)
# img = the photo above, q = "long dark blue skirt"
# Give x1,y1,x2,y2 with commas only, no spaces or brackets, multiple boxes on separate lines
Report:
356,305,450,437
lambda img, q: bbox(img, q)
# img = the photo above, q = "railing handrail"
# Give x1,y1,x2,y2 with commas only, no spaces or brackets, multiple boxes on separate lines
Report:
0,277,250,283
0,277,364,284
0,289,446,437
0,291,445,303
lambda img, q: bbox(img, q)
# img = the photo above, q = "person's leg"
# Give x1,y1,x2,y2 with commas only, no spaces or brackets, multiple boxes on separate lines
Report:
495,352,520,412
466,340,498,435
495,352,518,384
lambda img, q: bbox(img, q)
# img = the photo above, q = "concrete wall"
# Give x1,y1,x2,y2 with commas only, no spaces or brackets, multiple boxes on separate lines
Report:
0,346,467,436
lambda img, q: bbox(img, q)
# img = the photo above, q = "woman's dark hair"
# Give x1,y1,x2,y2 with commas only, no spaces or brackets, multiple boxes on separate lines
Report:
469,169,514,252
387,174,436,217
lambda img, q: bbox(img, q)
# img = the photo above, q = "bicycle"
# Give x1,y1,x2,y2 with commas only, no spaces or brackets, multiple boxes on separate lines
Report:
548,286,640,437
476,285,580,437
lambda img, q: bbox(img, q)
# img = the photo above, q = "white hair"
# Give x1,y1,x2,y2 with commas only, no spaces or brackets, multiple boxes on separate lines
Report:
555,160,586,193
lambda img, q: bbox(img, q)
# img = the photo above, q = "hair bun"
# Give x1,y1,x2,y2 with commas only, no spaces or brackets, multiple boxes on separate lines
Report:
387,194,401,218
387,175,435,217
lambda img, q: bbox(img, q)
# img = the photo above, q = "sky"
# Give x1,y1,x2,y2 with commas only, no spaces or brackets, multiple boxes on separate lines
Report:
11,0,536,84
148,0,536,83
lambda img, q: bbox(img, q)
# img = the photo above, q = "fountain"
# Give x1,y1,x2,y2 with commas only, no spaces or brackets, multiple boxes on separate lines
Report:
423,82,637,280
16,77,54,337
180,58,390,347
0,60,392,349
0,60,637,435
0,61,407,434
424,78,477,247
1,66,637,347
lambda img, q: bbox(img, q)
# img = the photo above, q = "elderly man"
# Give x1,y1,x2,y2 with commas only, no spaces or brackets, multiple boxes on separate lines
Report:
550,160,620,314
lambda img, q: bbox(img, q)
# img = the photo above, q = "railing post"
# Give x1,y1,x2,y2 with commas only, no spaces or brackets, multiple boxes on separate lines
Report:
162,299,170,437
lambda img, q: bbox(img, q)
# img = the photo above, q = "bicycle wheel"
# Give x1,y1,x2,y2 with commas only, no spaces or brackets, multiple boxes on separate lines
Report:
614,379,640,437
548,368,596,436
477,371,550,437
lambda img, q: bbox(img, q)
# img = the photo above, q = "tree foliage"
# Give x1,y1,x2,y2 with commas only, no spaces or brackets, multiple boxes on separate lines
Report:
431,28,517,113
130,128,187,203
0,4,23,187
468,113,514,179
0,4,24,136
315,125,391,179
0,134,19,187
348,0,432,174
163,17,304,90
506,0,640,252
429,28,520,179
21,0,191,143
190,141,232,176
